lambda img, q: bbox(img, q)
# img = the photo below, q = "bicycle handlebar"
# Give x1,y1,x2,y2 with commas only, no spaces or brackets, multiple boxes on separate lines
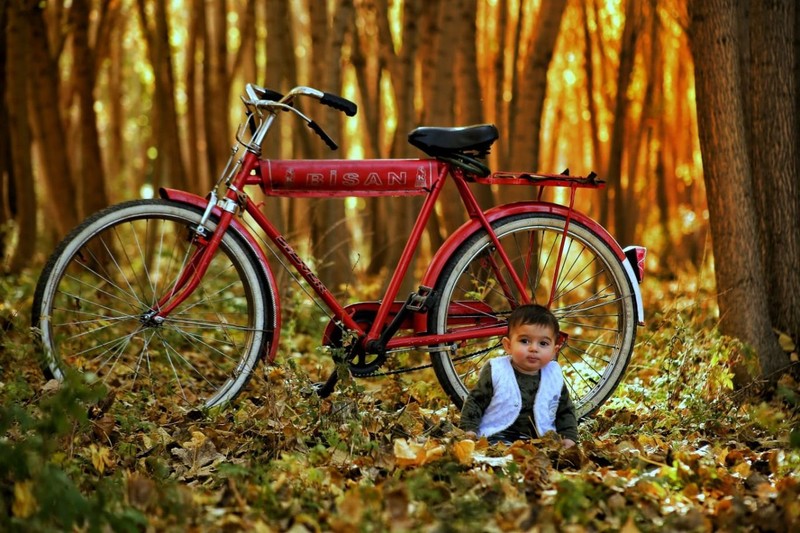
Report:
242,83,357,151
244,84,357,116
320,92,357,116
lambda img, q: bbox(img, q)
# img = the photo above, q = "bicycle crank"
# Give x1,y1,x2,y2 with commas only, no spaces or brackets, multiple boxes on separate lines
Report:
322,309,387,376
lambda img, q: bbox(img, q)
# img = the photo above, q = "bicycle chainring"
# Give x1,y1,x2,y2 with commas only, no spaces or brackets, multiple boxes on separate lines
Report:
325,311,387,376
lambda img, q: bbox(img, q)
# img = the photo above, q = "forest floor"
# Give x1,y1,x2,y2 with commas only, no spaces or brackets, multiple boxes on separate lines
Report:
1,269,799,532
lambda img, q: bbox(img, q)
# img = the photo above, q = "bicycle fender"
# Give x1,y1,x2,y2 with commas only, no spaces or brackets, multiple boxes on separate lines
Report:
421,202,644,324
158,188,282,362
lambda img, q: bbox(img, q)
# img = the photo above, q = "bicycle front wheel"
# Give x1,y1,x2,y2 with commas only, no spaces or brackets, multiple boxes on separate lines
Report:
32,199,275,410
428,213,637,419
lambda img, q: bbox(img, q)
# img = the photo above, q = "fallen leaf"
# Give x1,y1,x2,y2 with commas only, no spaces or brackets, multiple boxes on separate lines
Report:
393,438,421,467
12,480,36,518
172,431,226,480
453,439,475,465
90,444,114,474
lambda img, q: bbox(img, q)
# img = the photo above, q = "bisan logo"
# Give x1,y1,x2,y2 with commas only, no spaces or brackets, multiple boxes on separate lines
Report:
281,167,428,188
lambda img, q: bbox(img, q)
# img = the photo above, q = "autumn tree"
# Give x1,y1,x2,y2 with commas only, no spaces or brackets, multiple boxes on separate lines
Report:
688,0,789,381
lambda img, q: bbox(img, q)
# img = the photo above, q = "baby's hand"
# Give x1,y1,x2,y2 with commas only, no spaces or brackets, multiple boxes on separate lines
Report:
562,438,576,449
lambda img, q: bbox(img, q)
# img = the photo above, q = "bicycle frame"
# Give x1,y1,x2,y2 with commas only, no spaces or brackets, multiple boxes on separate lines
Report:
156,150,645,364
32,81,648,416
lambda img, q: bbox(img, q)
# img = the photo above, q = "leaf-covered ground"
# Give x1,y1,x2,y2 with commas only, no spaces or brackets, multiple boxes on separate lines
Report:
2,270,799,532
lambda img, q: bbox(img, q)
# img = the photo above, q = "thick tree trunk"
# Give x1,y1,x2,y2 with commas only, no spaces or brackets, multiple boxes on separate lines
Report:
688,0,788,381
5,0,37,272
748,0,800,346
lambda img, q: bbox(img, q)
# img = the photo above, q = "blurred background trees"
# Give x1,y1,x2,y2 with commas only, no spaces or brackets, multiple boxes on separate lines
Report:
2,0,797,378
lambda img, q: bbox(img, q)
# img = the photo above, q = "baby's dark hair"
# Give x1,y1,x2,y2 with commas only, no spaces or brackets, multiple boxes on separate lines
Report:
506,304,559,336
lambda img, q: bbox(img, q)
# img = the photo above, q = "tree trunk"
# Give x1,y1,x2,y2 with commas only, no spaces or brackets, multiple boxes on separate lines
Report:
426,2,460,246
509,0,568,174
69,0,110,218
369,0,424,292
491,0,508,170
5,0,37,272
688,0,788,381
106,12,127,200
607,0,640,239
136,0,188,193
203,0,229,182
748,0,800,346
185,0,205,192
501,0,525,169
308,0,354,296
27,1,79,238
455,0,493,211
0,1,10,263
581,0,605,180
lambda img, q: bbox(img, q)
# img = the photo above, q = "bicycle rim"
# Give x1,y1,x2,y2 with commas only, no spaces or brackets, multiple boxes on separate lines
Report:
428,213,636,419
32,200,273,410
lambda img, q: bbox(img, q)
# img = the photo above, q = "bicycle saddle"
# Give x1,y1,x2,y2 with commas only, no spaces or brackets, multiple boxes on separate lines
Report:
408,124,499,157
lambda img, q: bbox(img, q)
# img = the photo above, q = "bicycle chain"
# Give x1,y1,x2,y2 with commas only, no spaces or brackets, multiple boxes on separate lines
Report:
358,344,497,377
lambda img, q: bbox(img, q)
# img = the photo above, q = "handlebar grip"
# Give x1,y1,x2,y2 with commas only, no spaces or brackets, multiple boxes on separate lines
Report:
320,92,357,117
308,121,338,151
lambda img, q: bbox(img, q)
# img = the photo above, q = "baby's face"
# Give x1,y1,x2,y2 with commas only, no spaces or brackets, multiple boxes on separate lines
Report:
502,323,558,374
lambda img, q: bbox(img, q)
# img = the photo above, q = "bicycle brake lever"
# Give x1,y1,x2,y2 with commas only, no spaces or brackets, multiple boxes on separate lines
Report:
308,121,338,151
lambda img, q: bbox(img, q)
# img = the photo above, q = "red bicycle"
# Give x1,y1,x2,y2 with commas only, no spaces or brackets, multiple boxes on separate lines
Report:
32,84,645,419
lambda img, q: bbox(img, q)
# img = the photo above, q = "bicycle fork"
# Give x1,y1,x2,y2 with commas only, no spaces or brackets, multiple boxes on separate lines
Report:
143,155,257,324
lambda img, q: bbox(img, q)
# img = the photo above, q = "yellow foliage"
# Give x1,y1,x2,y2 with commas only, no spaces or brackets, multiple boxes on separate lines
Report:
12,480,37,518
393,438,446,467
89,444,114,474
452,439,475,465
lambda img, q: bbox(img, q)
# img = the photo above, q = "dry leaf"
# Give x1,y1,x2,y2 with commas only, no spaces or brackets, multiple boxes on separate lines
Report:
453,439,475,465
172,431,226,480
393,438,421,466
89,444,114,474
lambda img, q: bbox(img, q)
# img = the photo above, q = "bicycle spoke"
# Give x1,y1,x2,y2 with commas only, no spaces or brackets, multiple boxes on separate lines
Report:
34,200,272,411
429,215,635,418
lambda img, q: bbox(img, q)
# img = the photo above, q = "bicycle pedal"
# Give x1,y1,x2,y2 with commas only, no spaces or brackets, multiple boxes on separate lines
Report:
405,286,435,312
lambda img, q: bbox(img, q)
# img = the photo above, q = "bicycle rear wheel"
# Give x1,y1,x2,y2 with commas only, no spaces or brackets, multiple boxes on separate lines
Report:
428,213,637,419
32,199,275,410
